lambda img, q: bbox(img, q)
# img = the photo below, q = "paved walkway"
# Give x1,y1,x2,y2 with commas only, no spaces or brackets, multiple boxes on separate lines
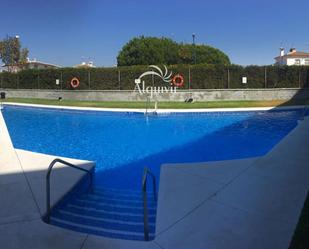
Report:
0,111,94,249
155,117,309,249
0,109,308,249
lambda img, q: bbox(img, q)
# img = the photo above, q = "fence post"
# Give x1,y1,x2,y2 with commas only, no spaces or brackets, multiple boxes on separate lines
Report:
298,68,301,88
118,70,121,90
37,72,40,89
276,66,279,88
264,66,267,88
88,71,91,90
227,67,230,89
60,71,63,90
16,74,19,89
188,66,191,90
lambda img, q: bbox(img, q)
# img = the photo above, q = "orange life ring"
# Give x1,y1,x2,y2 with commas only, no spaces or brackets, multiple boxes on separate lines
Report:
172,74,184,87
70,77,80,88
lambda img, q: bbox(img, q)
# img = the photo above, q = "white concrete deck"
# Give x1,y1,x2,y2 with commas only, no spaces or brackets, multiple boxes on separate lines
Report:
155,117,309,249
3,101,305,114
0,105,308,249
0,110,95,248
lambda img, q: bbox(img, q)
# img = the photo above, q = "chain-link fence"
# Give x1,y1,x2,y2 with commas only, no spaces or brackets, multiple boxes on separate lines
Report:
0,65,308,90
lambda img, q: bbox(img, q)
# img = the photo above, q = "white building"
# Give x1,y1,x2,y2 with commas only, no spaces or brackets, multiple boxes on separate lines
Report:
2,58,60,73
74,61,96,68
23,58,60,70
275,48,309,66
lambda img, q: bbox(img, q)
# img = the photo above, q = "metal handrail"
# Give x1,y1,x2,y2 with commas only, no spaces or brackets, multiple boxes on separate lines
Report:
154,101,158,113
142,167,157,241
145,95,150,115
45,158,93,223
301,104,308,120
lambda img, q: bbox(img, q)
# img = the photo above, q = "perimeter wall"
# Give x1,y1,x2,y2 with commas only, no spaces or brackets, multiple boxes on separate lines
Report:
2,88,309,102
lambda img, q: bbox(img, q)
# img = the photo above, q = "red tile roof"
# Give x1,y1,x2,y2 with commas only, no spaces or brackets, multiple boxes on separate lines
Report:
275,51,309,59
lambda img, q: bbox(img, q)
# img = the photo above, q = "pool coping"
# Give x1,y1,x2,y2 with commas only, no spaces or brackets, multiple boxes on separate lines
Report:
2,101,306,113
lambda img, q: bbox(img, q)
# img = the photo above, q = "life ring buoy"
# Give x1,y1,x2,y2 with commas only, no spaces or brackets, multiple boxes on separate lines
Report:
70,77,80,88
172,74,184,87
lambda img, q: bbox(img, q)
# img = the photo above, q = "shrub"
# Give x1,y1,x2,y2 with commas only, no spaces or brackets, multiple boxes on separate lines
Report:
0,65,308,90
117,36,230,66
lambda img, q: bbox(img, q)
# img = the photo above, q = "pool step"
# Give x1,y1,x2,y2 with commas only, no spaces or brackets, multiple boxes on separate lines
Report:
50,187,157,241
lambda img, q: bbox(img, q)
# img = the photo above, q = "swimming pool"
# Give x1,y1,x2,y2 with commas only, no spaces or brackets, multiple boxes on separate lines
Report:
2,105,306,240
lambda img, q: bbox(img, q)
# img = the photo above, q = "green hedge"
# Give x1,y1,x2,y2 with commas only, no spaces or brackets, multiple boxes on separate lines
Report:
0,65,308,90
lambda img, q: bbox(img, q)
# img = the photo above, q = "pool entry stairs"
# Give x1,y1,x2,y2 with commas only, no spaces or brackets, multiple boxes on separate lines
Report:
50,187,157,240
45,159,157,241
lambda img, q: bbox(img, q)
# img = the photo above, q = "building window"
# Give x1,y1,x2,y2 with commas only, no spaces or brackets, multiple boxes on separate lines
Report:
305,59,309,65
295,59,301,65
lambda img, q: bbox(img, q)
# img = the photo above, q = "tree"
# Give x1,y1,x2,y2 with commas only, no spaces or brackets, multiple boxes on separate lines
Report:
117,36,230,66
187,44,230,65
117,36,179,66
0,35,29,71
20,48,29,63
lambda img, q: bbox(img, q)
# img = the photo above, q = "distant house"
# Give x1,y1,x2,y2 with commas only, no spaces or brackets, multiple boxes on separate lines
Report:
275,48,309,66
74,61,96,68
2,58,60,73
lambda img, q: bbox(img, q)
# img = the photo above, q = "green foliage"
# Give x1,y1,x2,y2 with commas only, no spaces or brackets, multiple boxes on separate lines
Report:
181,44,230,65
117,37,179,66
190,64,227,89
20,48,29,63
0,65,308,90
0,71,17,88
0,35,29,68
117,36,230,66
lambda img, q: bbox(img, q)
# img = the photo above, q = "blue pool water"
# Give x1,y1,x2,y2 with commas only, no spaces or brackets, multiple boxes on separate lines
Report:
2,105,306,240
2,105,305,190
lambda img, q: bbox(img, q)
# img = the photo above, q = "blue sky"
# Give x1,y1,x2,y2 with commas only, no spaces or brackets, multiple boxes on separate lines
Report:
1,0,309,67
